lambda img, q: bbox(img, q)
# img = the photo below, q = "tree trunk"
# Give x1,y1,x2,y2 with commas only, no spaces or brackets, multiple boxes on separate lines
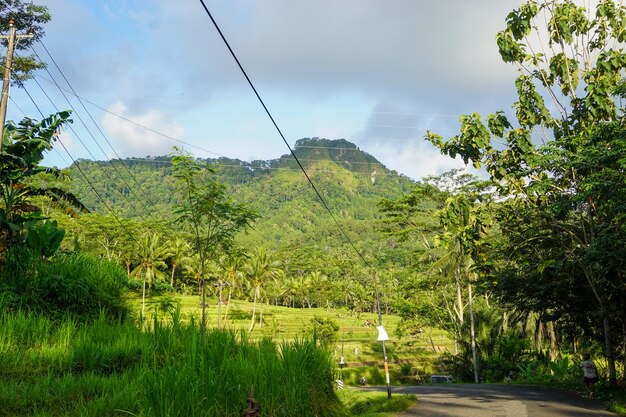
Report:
601,305,617,385
224,285,233,326
468,282,479,383
618,288,626,386
200,269,206,334
170,264,177,287
141,276,146,321
534,318,543,353
427,329,438,354
249,287,258,332
547,320,557,361
621,316,626,387
455,266,464,326
217,280,222,330
584,268,617,385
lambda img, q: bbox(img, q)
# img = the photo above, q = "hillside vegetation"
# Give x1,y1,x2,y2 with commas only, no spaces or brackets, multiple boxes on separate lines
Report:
67,138,414,250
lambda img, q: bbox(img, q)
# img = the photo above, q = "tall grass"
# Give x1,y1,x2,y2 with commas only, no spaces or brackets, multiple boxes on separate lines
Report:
0,249,128,320
0,311,343,416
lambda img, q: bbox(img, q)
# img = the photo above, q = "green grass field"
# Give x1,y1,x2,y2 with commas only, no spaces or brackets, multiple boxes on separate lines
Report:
133,293,454,381
0,307,422,416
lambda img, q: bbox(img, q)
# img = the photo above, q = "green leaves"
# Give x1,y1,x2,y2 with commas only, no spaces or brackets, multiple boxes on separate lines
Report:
496,29,528,63
548,1,589,45
506,2,538,40
426,113,491,169
514,75,551,128
487,111,512,139
548,53,579,95
1,112,80,264
0,1,52,84
171,148,257,262
497,2,538,63
24,220,65,258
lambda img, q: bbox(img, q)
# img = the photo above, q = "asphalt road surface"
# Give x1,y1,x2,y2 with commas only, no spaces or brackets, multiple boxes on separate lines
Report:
363,384,616,417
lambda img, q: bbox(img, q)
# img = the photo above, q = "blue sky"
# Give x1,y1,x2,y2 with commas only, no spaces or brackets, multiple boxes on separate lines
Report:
6,0,522,180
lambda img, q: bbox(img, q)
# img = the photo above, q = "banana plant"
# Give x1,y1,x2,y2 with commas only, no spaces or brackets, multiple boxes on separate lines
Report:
0,111,87,264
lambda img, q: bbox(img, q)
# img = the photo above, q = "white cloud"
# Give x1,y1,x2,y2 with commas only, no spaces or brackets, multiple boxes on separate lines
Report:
369,141,467,180
102,102,185,157
56,130,77,154
38,0,526,178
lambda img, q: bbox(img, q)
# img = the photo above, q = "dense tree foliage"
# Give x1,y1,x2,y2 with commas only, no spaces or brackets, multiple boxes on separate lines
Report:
63,139,415,315
0,0,50,83
4,0,626,389
0,112,86,264
425,0,626,384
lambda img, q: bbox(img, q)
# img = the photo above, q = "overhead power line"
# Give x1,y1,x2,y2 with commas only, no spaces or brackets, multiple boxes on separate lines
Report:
4,56,160,227
28,67,149,222
18,82,138,241
34,42,172,221
197,0,372,269
196,3,397,393
33,72,229,159
29,47,163,222
32,72,460,160
9,94,70,166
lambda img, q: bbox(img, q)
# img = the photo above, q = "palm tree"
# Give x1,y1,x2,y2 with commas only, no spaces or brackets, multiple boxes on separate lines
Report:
183,253,203,291
131,232,171,318
168,237,191,288
285,277,298,308
307,271,329,308
218,250,249,326
436,191,487,384
268,275,288,306
245,248,281,332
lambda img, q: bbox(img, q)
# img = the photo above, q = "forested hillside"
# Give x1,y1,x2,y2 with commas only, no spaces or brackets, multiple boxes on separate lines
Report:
4,2,626,415
67,137,415,251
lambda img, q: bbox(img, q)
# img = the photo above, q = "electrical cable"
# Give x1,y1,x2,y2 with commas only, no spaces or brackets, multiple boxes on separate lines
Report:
9,94,69,166
33,72,229,158
20,83,121,223
32,73,459,159
28,72,150,222
31,68,151,219
197,0,373,269
35,42,171,221
196,10,394,384
17,83,164,255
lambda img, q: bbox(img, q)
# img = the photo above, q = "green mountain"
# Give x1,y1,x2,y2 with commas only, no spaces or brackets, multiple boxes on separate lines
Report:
67,138,415,251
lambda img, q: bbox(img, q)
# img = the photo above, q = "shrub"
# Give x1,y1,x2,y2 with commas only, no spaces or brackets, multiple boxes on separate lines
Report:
343,366,385,386
304,315,339,344
0,248,128,321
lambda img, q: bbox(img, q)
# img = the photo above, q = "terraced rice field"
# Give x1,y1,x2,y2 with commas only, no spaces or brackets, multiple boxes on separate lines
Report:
131,294,454,378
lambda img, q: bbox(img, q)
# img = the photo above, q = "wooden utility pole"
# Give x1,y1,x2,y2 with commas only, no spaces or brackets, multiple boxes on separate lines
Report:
0,19,33,150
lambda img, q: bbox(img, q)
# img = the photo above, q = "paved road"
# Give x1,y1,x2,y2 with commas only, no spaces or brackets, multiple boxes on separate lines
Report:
363,384,616,417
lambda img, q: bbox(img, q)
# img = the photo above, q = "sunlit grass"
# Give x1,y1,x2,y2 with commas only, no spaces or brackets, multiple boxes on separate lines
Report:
0,311,342,416
338,389,417,416
131,293,453,375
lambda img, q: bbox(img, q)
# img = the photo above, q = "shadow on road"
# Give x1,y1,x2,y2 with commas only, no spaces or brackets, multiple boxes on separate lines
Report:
361,384,616,417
